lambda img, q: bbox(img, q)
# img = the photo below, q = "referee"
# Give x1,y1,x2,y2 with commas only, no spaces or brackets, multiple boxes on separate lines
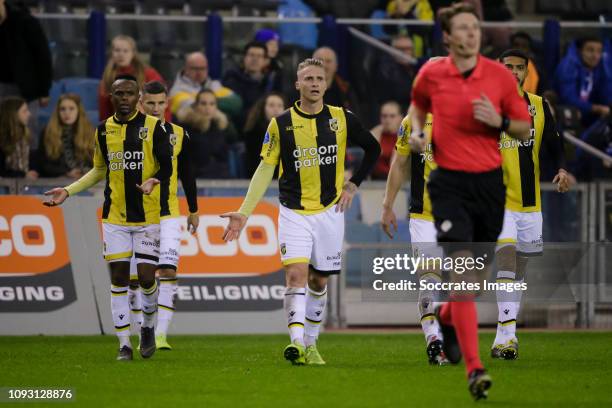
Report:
408,3,531,400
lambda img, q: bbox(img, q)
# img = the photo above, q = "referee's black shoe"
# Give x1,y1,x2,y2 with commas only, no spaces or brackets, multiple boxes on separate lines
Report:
139,327,156,359
435,304,462,364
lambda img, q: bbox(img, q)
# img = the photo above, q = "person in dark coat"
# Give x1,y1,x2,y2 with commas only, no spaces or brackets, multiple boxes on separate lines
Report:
0,0,52,145
223,41,282,129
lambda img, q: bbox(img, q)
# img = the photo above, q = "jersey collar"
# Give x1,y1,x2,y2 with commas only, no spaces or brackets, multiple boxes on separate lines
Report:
293,101,325,119
446,54,484,79
112,110,140,124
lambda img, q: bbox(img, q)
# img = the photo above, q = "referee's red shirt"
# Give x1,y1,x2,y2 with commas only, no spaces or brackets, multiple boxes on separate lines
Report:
411,56,530,172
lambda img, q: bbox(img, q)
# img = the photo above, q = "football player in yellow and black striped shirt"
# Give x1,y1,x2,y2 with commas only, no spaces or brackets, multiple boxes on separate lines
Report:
43,75,172,361
492,49,572,359
381,109,450,365
129,80,199,350
221,58,380,365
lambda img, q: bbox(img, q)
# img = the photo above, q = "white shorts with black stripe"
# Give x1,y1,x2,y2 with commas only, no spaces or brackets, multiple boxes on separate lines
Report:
278,204,344,274
102,223,160,265
497,210,543,256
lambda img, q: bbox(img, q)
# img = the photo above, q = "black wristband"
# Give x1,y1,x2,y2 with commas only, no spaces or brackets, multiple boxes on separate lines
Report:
499,115,510,132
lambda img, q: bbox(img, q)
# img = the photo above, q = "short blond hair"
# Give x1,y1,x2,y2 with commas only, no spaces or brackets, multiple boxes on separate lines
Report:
297,58,324,72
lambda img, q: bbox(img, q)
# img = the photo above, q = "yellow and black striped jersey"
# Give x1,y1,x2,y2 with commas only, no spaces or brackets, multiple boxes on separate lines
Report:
93,111,172,225
260,102,380,215
155,122,198,219
500,92,561,212
396,113,435,221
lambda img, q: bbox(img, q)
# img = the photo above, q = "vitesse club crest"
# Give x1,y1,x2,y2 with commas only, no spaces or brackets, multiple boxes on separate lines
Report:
169,134,177,146
528,105,537,117
280,243,287,255
329,118,339,132
138,127,148,140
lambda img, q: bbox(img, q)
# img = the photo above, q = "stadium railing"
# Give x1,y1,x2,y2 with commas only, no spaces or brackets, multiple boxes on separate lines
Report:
3,178,611,329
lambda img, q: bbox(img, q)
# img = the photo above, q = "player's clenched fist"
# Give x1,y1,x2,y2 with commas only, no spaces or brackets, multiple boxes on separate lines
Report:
220,212,248,241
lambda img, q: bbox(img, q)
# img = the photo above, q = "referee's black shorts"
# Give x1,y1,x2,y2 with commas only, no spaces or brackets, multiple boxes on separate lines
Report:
427,167,505,244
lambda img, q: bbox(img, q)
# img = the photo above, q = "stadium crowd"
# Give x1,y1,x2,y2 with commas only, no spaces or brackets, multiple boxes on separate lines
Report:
0,0,611,182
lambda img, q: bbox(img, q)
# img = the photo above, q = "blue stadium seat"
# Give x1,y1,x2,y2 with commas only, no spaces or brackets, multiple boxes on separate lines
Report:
61,77,100,113
86,110,99,125
345,222,380,243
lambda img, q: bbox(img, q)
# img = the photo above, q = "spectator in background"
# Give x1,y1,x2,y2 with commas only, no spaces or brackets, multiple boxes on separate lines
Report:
554,36,612,128
255,28,285,94
181,89,238,179
223,41,282,129
510,32,541,94
370,101,403,179
312,47,360,115
371,34,417,116
169,51,242,123
383,0,433,57
0,0,52,147
243,92,286,177
98,35,168,121
32,94,94,179
0,97,37,179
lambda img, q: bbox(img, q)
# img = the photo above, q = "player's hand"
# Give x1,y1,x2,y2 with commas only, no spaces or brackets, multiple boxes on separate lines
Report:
381,206,398,239
336,181,357,213
187,213,199,234
136,178,160,195
42,187,69,207
408,132,427,153
472,92,502,128
220,212,248,241
552,169,573,193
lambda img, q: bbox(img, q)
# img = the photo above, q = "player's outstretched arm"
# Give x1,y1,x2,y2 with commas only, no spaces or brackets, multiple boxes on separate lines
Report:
221,161,275,241
43,166,106,206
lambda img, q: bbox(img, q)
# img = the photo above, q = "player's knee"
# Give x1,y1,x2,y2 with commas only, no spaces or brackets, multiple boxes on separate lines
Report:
109,261,130,286
139,277,156,290
110,270,130,287
158,268,176,279
496,245,517,271
285,264,308,287
307,271,328,292
515,256,529,280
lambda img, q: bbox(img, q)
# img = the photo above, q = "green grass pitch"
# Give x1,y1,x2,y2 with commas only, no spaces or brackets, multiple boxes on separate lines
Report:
1,332,611,407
